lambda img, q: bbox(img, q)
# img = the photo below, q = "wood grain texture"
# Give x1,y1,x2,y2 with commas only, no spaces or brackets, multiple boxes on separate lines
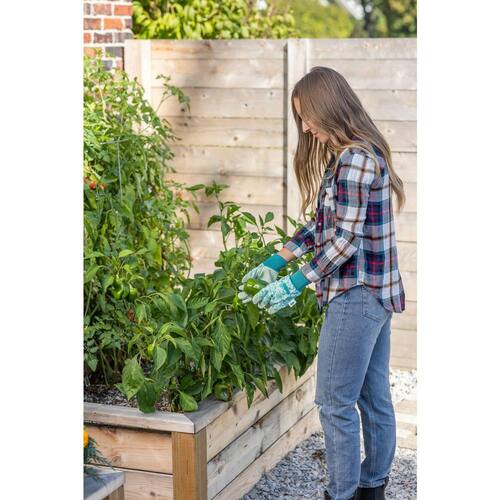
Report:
309,38,416,60
392,300,417,331
93,466,173,500
151,59,285,89
188,359,317,436
166,117,414,151
86,425,173,473
166,171,284,206
156,88,415,122
151,39,287,60
167,116,284,148
309,58,416,90
154,87,285,119
212,406,321,500
204,359,317,461
168,145,284,178
390,328,417,369
84,402,195,433
172,429,208,500
207,375,317,498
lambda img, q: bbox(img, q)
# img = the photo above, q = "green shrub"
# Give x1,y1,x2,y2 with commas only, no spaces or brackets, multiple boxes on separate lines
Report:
84,55,203,383
132,0,297,39
117,184,323,413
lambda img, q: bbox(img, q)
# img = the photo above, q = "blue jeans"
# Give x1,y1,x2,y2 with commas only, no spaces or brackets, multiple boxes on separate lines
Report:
315,284,396,500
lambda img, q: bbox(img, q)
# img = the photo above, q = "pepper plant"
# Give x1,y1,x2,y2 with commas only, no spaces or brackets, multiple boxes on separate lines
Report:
117,183,324,413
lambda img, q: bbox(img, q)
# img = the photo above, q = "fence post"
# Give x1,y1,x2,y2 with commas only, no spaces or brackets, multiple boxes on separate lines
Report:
124,40,152,103
285,39,309,235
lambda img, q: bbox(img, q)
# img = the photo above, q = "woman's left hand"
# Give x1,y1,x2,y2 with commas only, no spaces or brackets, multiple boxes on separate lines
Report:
252,276,301,314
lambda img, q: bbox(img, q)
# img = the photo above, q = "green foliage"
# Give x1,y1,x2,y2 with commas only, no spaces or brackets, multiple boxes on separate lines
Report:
271,0,355,38
132,0,297,39
117,184,324,413
357,0,417,37
84,55,202,383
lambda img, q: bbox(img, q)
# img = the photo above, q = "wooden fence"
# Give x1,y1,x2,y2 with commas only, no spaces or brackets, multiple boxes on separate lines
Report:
124,38,417,369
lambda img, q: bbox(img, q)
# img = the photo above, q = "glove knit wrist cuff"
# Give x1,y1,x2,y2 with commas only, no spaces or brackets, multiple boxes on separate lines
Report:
262,254,287,272
290,270,311,291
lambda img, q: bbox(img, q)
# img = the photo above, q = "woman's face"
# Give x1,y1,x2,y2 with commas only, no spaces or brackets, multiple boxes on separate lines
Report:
293,97,330,144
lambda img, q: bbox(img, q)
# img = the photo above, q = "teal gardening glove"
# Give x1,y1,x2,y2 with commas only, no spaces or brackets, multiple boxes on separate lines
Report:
252,270,311,314
237,254,288,304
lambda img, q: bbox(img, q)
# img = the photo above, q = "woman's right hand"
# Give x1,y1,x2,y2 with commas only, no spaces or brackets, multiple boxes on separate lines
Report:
237,263,279,304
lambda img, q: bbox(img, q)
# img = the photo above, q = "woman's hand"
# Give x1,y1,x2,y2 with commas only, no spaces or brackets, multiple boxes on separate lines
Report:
237,263,279,304
252,276,301,314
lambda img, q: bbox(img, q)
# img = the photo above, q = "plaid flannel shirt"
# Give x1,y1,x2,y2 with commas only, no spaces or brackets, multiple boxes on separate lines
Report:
284,147,406,314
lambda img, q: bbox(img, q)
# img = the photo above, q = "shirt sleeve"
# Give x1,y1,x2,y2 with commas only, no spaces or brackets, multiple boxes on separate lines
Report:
299,150,377,283
282,218,316,259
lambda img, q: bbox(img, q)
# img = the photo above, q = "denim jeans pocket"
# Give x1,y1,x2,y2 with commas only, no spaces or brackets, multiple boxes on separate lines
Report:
361,285,388,322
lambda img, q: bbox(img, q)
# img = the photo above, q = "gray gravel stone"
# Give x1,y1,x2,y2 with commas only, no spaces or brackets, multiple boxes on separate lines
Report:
243,370,417,500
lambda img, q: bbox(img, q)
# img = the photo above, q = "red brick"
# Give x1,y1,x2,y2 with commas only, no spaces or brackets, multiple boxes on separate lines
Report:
124,18,132,29
84,32,91,44
93,32,113,43
84,47,98,57
84,18,101,30
84,3,91,15
103,18,123,30
93,3,112,15
114,4,132,16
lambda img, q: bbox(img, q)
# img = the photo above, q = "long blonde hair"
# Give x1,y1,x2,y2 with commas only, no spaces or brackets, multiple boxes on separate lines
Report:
291,66,406,219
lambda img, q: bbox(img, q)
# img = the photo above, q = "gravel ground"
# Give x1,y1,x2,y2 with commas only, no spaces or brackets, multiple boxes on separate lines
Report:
243,369,417,500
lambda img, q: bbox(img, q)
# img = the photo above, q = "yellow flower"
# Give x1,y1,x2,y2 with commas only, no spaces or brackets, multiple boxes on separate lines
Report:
84,429,89,448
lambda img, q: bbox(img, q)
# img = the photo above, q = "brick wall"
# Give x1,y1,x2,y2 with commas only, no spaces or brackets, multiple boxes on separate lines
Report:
83,1,133,69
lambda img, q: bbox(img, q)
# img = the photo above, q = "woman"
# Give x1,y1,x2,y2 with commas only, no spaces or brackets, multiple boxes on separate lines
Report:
238,66,406,500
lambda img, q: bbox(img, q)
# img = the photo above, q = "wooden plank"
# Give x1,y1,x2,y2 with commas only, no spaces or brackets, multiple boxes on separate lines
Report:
166,171,284,206
286,38,309,233
375,121,416,152
151,39,286,60
392,300,417,331
395,212,416,242
205,360,317,461
401,271,416,302
191,358,317,436
397,241,416,272
151,59,284,89
392,152,416,183
213,406,321,500
86,425,173,473
155,88,415,121
154,87,284,119
165,116,414,152
207,375,317,498
390,328,416,370
125,40,151,102
172,428,208,500
309,58,416,90
93,465,173,500
166,116,284,148
84,403,195,433
357,89,416,121
169,145,284,178
309,38,417,60
108,485,124,500
184,203,285,231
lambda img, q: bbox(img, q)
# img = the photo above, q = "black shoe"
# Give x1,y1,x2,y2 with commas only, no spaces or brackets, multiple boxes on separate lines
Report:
324,489,359,500
356,477,389,500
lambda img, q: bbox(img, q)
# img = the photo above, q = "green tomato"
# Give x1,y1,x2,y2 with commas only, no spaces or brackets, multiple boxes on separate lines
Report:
128,286,138,300
243,278,268,296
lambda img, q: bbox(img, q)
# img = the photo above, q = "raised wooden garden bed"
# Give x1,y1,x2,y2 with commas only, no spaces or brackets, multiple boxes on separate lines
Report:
84,358,320,499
